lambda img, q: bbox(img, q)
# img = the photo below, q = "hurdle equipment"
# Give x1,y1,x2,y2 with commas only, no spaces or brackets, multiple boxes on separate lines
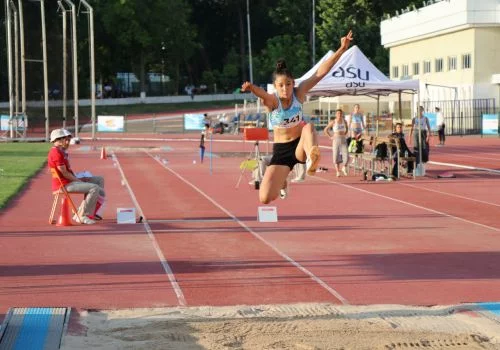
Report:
235,127,269,188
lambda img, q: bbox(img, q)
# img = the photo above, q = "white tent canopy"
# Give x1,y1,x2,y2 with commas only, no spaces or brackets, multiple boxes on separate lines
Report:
295,45,419,97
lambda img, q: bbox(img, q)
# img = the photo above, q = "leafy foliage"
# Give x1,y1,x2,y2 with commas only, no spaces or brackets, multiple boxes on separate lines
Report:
253,35,310,83
0,0,421,98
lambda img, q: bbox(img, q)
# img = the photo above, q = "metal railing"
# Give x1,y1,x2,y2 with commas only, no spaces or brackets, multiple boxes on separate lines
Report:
422,98,497,136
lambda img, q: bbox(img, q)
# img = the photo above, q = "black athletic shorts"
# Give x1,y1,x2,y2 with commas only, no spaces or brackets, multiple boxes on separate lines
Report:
269,137,305,170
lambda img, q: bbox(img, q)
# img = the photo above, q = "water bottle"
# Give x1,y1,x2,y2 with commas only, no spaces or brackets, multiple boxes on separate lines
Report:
404,150,408,158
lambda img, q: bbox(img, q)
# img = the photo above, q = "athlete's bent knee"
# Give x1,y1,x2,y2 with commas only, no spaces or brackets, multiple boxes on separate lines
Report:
259,194,272,204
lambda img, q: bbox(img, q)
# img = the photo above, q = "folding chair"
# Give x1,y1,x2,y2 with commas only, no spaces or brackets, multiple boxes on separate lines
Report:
49,168,82,224
235,127,269,188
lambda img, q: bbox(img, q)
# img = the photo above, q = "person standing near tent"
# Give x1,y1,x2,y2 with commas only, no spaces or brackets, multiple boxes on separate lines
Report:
324,109,349,177
436,107,445,146
410,106,432,163
240,30,353,204
347,104,367,146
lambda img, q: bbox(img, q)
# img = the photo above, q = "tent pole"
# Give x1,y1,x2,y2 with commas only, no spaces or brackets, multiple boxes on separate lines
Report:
376,95,380,137
398,91,402,122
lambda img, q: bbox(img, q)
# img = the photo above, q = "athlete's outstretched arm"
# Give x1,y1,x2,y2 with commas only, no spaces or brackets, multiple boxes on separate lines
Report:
241,82,277,111
296,30,353,100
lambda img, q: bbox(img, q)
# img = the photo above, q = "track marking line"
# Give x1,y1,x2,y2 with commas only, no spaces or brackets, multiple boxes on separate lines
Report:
431,150,500,161
428,161,500,175
398,182,500,208
315,177,500,233
148,218,236,223
112,152,186,306
147,152,349,305
152,228,245,233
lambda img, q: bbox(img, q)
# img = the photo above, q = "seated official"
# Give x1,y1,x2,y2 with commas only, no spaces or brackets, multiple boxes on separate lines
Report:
47,128,106,224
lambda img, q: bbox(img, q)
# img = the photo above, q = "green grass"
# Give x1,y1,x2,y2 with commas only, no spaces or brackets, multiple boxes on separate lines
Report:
0,101,234,209
0,142,51,209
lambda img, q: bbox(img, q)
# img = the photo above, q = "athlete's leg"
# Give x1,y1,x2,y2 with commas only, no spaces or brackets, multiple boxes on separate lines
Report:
259,164,290,204
295,123,320,175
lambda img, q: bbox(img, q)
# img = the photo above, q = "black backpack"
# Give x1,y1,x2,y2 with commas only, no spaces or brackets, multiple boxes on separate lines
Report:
375,142,388,159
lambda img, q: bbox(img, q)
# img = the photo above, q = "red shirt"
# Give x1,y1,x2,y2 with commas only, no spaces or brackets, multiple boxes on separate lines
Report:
47,146,73,191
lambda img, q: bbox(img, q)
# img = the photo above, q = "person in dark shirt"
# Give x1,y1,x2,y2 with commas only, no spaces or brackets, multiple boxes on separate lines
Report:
390,122,414,178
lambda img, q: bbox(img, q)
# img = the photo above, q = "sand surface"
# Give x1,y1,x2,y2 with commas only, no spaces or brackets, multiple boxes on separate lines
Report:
61,303,500,350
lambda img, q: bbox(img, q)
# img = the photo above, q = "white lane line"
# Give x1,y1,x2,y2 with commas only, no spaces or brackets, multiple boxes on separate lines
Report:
147,152,349,305
316,177,500,233
398,182,500,208
432,150,500,161
148,218,236,223
112,152,187,306
428,161,500,175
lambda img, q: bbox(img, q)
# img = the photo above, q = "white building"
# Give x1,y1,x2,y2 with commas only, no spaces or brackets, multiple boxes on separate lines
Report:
381,0,500,105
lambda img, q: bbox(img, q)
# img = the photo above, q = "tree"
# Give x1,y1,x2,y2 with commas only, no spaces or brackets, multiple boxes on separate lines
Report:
95,0,196,95
316,0,419,75
253,34,310,85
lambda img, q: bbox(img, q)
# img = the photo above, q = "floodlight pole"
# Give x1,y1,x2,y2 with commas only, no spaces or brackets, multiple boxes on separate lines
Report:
5,0,14,138
312,0,316,65
10,0,47,139
246,0,253,83
63,0,79,138
58,1,67,129
80,0,96,139
18,0,27,135
10,1,19,123
40,0,49,141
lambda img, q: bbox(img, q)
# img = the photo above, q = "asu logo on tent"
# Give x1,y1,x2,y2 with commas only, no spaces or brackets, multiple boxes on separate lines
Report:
332,66,370,81
294,45,419,97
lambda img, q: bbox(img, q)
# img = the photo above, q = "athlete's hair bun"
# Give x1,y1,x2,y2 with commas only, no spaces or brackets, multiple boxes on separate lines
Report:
276,59,287,72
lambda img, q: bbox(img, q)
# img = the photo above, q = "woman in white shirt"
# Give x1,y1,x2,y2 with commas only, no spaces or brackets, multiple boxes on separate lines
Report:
324,109,349,177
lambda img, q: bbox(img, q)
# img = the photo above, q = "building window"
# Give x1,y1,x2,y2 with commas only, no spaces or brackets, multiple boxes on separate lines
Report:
423,60,431,74
412,62,419,75
402,64,409,77
435,58,443,73
448,56,457,71
392,66,399,78
462,53,471,69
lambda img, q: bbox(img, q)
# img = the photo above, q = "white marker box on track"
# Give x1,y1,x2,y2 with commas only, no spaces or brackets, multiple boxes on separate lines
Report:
117,208,136,224
257,206,278,222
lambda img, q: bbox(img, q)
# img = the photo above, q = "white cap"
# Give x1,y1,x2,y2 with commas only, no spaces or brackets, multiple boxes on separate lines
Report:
50,128,72,142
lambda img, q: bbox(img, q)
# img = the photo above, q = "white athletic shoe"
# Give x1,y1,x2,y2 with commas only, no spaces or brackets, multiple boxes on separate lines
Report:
81,216,96,225
279,181,288,200
341,166,348,176
74,214,95,225
72,213,81,223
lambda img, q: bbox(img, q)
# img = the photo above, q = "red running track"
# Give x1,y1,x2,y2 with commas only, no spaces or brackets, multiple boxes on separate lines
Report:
0,134,499,321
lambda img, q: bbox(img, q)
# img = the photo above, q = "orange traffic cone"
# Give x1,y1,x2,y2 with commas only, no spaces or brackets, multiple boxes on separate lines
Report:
100,147,107,160
56,196,73,226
